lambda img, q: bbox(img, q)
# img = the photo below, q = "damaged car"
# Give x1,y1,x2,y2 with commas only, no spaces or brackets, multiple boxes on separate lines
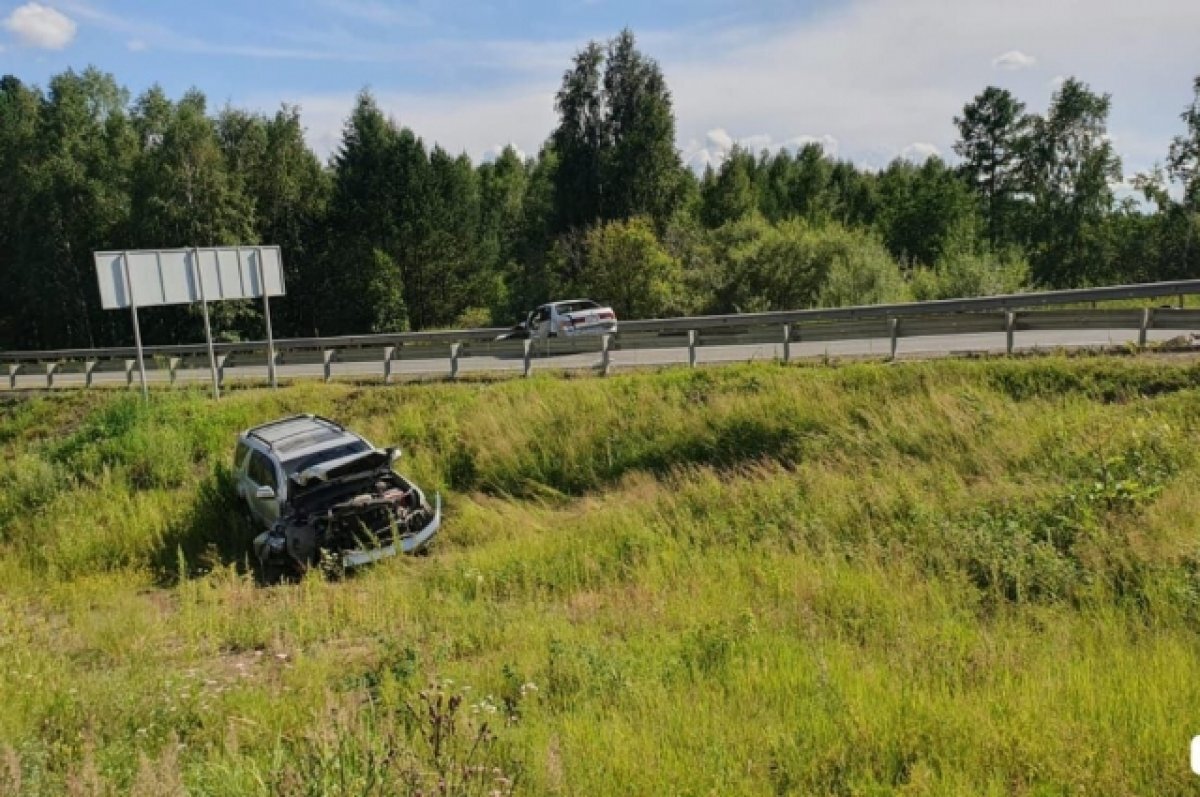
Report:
496,299,618,340
233,414,441,582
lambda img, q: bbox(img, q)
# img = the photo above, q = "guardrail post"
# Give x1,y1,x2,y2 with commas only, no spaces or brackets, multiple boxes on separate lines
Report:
168,357,181,386
7,363,20,390
383,346,395,384
688,330,698,368
323,350,335,383
1005,312,1016,355
44,363,57,389
888,318,900,360
1139,307,1153,347
600,334,612,376
216,354,229,388
84,360,97,388
523,339,533,377
124,359,136,388
450,343,462,379
782,324,792,363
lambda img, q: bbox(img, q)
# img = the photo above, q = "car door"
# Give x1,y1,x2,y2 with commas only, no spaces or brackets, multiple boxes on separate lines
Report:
246,449,283,526
532,305,552,338
233,440,253,500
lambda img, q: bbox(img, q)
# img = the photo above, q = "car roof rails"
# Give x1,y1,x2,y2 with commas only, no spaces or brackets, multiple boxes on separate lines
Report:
246,414,347,448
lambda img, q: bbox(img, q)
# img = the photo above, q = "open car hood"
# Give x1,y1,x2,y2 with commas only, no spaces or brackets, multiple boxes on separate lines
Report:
291,449,390,488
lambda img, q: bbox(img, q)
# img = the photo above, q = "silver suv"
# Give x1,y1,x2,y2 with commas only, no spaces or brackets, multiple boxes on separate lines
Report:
233,414,440,581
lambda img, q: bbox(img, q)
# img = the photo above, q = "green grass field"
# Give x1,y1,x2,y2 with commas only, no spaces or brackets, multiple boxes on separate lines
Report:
2,356,1200,795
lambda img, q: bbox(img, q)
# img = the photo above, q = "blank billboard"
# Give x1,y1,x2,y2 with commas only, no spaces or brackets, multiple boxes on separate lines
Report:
94,247,285,310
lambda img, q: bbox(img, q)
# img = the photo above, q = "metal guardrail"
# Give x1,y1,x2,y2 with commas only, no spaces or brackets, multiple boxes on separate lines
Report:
617,278,1200,331
3,280,1200,390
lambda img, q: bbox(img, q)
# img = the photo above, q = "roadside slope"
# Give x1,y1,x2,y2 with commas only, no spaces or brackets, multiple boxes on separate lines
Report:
2,357,1200,795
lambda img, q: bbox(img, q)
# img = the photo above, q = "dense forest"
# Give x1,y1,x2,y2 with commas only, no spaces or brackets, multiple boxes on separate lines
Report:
0,30,1198,350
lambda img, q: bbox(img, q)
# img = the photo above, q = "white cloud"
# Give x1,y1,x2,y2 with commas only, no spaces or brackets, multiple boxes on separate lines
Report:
233,0,1199,179
271,88,556,165
59,0,574,69
738,133,773,152
483,143,529,163
658,0,1199,177
992,50,1037,70
683,144,720,171
680,128,840,170
126,38,145,51
4,2,77,49
900,142,941,163
784,134,840,157
706,127,734,151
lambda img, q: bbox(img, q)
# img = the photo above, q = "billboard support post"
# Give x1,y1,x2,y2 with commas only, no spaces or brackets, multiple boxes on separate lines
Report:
230,246,274,388
193,247,221,400
95,246,285,399
121,251,149,401
253,247,277,389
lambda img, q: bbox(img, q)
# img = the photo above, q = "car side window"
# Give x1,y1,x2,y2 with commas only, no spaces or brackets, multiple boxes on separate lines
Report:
234,440,250,470
535,307,551,323
248,450,278,491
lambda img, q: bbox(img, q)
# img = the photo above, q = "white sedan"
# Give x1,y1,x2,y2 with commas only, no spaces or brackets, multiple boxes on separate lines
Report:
500,299,619,340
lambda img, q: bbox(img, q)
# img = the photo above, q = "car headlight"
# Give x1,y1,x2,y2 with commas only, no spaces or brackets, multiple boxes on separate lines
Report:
267,527,287,552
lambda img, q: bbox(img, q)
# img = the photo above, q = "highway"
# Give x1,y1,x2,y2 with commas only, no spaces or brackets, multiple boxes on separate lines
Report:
6,326,1194,391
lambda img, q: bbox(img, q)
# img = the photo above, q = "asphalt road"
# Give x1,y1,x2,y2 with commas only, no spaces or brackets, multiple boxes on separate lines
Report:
6,327,1196,391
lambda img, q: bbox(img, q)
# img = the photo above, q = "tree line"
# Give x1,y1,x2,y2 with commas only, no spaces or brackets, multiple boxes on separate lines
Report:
1,30,1198,350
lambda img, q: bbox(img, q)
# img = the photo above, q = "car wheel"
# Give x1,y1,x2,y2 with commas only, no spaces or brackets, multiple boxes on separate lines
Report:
260,558,289,586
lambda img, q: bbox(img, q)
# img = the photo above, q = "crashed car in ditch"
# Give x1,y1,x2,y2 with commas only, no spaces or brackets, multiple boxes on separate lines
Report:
496,299,618,340
233,414,440,581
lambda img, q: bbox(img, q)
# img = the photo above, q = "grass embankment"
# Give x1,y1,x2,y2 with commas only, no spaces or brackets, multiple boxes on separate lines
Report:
2,358,1200,795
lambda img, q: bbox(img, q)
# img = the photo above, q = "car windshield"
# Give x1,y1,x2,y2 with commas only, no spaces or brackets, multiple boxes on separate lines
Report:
281,440,371,477
556,300,600,314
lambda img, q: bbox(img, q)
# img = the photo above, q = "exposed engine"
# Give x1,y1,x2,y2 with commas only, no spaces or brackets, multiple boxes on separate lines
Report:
269,472,433,567
314,479,431,552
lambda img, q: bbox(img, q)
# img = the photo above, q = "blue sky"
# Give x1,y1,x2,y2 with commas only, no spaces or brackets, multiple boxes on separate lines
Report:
2,0,1199,183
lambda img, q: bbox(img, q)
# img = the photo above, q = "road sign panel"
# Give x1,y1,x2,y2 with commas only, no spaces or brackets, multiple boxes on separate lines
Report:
94,247,284,310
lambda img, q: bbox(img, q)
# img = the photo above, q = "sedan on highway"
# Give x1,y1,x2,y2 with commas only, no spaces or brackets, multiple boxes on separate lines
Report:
498,299,619,340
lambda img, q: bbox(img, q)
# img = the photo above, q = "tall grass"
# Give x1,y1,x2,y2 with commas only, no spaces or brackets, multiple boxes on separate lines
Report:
2,357,1200,794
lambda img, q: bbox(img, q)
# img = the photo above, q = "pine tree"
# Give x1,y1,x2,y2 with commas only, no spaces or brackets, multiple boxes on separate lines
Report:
552,42,605,231
875,157,979,267
550,30,685,234
700,148,757,228
0,76,44,348
601,29,684,228
954,87,1029,246
326,90,407,334
251,106,331,335
27,69,136,348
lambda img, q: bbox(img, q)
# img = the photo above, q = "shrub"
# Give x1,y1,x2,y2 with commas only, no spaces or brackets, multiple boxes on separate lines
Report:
708,216,908,312
555,217,686,320
452,306,495,330
815,226,910,307
910,243,1031,301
